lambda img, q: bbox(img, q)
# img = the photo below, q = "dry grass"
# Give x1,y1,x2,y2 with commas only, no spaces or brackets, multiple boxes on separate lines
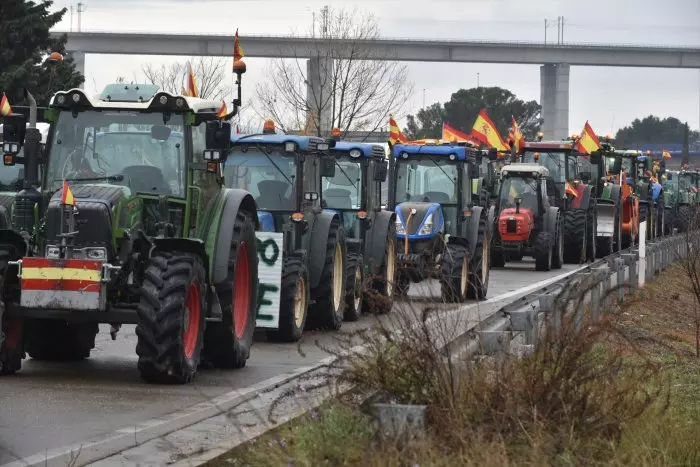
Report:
214,265,700,467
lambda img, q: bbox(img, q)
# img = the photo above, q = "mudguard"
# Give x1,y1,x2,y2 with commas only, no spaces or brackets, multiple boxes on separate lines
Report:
153,237,209,281
364,210,395,276
547,206,560,235
308,209,342,290
212,189,259,284
465,205,485,257
487,205,496,239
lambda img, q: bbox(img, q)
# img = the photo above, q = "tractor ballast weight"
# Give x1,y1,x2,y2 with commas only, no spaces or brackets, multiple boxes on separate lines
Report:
490,163,564,271
224,132,348,342
389,142,491,302
0,73,263,384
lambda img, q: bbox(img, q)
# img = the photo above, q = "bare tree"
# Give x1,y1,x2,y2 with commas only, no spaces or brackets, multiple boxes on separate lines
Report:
141,56,232,101
680,206,700,357
256,6,413,139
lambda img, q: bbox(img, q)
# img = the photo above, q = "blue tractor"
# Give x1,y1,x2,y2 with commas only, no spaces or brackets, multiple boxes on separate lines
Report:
324,137,396,320
388,142,493,301
224,124,347,342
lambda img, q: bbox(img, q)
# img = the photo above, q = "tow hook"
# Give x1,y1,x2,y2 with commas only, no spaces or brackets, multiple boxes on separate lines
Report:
109,324,121,340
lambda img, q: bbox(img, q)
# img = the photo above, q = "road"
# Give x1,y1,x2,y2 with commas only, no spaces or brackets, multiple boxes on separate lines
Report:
0,261,581,465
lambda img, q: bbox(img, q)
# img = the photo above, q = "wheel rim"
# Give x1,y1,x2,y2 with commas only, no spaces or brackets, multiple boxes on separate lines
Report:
294,276,306,328
460,255,468,296
353,267,362,311
183,281,201,360
385,240,395,297
233,242,251,339
332,243,343,312
481,232,489,286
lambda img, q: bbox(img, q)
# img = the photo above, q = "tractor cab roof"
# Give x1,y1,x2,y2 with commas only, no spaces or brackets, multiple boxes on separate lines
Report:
524,141,575,151
501,163,549,177
230,133,326,152
392,143,476,161
330,141,386,159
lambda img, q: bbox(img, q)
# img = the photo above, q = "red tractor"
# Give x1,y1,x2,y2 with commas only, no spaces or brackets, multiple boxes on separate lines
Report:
490,163,564,271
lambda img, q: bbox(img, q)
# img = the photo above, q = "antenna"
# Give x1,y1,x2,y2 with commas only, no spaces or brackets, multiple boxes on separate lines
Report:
76,2,87,32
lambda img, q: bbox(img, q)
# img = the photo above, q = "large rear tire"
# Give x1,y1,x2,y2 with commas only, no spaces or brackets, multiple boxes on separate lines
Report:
344,253,364,322
440,244,469,303
563,209,586,264
203,211,259,365
25,321,97,361
0,246,23,375
309,219,346,330
136,252,207,384
266,256,308,342
466,219,489,300
534,232,553,272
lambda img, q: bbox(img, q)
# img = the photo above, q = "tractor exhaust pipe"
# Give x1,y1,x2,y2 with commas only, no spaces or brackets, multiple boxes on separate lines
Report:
14,88,42,237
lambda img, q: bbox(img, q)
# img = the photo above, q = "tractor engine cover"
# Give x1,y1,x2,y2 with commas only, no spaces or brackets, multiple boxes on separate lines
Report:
498,208,534,242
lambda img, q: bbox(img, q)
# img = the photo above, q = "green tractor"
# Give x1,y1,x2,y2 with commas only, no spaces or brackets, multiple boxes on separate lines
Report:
663,169,700,233
0,64,263,384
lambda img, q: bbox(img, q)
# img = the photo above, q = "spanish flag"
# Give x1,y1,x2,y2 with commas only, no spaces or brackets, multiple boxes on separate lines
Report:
0,93,11,117
565,181,579,198
442,122,475,144
217,101,228,118
233,29,245,65
574,121,602,155
662,150,672,160
61,180,75,206
510,116,525,153
186,61,198,98
181,87,190,97
389,114,407,145
470,109,509,151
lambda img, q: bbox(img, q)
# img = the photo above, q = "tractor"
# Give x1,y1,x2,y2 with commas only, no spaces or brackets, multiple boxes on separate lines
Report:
491,163,564,271
0,64,262,384
625,151,666,241
663,169,700,233
389,142,492,302
224,122,347,342
325,134,396,320
519,139,597,263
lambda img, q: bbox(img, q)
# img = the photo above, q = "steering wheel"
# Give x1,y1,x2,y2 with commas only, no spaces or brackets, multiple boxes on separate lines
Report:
61,147,105,180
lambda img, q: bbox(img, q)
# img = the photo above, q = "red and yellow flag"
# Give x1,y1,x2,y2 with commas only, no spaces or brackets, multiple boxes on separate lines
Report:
510,116,525,153
0,93,12,117
186,62,198,98
442,122,475,144
662,150,672,160
233,29,245,65
61,180,75,206
565,181,579,198
216,101,228,118
574,121,602,154
181,87,190,97
389,114,408,145
470,109,509,151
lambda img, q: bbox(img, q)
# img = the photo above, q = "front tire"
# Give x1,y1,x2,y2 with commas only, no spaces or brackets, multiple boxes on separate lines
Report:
534,232,553,272
136,252,207,384
309,219,346,330
467,219,489,300
563,209,586,264
344,253,364,322
440,244,469,303
266,256,308,342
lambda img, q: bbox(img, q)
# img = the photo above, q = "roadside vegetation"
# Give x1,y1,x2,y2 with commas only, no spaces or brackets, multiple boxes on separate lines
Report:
209,262,700,467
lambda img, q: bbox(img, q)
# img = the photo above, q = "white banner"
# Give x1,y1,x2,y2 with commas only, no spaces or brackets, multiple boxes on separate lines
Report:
255,232,284,329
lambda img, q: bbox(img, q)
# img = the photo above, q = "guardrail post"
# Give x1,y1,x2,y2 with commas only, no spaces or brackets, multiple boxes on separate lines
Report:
508,305,539,347
623,253,637,295
615,258,625,303
593,265,609,313
539,293,558,334
591,271,602,322
647,243,655,278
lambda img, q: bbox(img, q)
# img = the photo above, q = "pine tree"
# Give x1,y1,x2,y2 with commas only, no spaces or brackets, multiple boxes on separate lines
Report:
0,0,84,106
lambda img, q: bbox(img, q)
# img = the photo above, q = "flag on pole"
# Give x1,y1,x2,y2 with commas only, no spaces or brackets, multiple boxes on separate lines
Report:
510,116,525,153
216,101,228,118
186,62,198,98
442,122,475,143
60,180,75,206
181,87,190,97
0,93,12,117
389,114,408,145
470,109,509,151
662,150,672,160
233,29,245,69
574,121,602,154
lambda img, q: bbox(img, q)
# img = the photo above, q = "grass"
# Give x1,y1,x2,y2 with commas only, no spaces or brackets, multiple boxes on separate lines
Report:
210,264,700,467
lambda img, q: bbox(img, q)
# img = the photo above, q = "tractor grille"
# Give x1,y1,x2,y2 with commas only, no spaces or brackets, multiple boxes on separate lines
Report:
506,218,517,233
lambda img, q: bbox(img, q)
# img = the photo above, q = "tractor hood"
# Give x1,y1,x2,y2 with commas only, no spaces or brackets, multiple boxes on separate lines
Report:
395,202,444,239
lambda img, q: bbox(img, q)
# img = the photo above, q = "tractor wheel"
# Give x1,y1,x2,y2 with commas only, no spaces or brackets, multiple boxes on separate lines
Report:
563,209,586,264
586,206,597,262
551,221,564,270
266,256,308,343
534,232,553,272
344,253,364,322
136,252,207,384
309,219,346,331
25,321,97,361
0,246,23,375
204,211,260,362
677,205,690,233
440,244,469,303
371,225,397,307
466,219,489,300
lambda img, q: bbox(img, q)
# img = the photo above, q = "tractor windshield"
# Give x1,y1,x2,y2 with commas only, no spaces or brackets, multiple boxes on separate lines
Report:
322,158,362,210
522,151,567,183
394,157,458,204
499,177,540,213
679,173,695,192
224,147,297,211
46,110,186,196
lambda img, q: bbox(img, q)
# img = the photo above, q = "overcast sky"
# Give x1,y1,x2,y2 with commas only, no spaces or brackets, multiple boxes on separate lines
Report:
50,0,700,135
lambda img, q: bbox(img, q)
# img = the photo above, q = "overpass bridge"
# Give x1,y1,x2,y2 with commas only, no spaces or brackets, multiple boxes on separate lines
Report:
55,31,700,140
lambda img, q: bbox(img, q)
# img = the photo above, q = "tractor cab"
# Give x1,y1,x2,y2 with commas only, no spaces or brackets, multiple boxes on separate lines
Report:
497,164,553,232
520,140,584,208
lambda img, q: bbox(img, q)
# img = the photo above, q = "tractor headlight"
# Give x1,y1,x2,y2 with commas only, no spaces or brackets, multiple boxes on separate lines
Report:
46,246,60,259
395,217,405,234
349,149,362,158
316,142,329,151
419,213,434,235
203,150,221,161
285,142,297,153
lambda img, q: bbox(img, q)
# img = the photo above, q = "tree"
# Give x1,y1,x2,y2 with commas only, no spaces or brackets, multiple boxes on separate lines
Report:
405,87,541,141
255,6,413,138
0,0,84,105
614,115,700,149
142,57,231,101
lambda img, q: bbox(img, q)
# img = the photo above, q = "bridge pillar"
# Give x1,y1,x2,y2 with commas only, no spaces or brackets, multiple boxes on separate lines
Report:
306,56,333,134
540,63,569,140
70,51,86,88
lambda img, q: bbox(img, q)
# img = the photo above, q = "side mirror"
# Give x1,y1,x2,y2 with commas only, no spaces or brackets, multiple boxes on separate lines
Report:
580,171,591,183
205,121,232,151
2,114,26,155
488,148,498,162
590,152,601,164
373,161,387,182
151,125,172,141
613,156,622,174
469,164,480,179
546,181,556,197
320,156,336,177
475,151,483,165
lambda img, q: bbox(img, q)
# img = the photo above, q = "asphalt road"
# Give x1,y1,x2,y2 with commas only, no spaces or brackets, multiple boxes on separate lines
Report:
0,261,581,464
